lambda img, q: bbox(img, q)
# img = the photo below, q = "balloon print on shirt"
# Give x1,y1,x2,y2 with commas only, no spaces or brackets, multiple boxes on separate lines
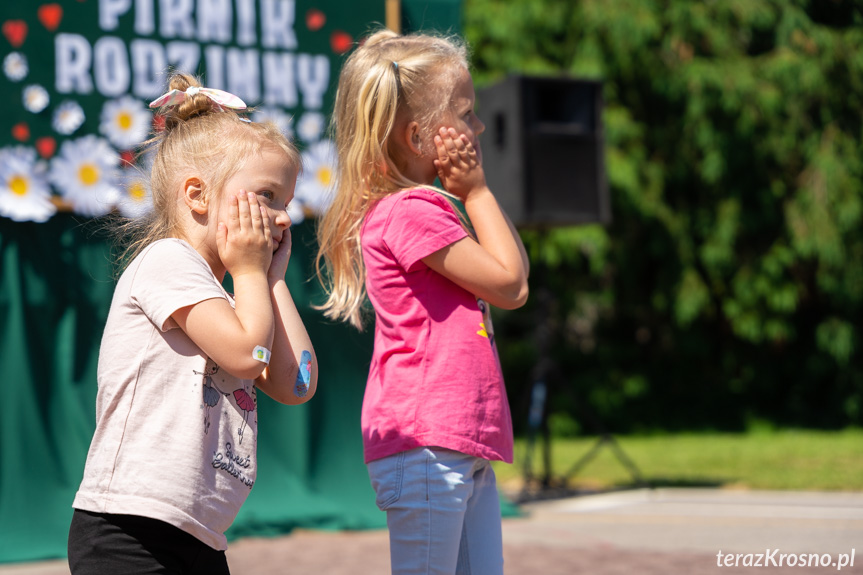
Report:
476,298,495,346
233,387,255,444
194,362,256,443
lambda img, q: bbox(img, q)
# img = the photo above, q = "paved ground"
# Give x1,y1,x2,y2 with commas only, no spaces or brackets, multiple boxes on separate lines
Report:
3,488,862,574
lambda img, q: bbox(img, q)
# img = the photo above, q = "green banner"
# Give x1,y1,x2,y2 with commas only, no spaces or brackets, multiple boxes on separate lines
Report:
0,0,390,564
0,214,384,564
0,0,478,564
0,0,381,223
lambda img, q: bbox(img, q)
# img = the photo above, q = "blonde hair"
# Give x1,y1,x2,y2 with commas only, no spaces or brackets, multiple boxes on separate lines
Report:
115,72,300,269
315,29,469,329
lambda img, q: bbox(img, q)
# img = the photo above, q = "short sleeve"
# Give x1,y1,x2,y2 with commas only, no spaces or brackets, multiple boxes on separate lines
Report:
383,189,469,272
130,240,228,332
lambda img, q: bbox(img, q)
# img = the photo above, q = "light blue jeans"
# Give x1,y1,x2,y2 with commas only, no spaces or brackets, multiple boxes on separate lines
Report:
367,447,504,575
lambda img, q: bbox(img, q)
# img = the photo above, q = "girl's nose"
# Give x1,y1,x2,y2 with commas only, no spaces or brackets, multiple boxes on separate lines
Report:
274,207,291,229
474,116,486,136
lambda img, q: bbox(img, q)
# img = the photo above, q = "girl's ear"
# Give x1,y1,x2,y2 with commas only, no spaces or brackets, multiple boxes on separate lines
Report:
182,177,208,214
404,121,424,157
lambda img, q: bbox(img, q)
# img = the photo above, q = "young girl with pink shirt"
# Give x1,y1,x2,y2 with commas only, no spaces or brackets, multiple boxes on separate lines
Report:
68,73,318,574
316,30,529,574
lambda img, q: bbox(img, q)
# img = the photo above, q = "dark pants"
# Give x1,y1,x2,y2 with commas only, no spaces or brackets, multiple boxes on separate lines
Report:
68,509,230,575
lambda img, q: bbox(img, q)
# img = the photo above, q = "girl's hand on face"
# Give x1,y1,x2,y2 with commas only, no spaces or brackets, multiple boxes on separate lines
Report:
217,191,273,278
268,227,292,284
433,126,487,201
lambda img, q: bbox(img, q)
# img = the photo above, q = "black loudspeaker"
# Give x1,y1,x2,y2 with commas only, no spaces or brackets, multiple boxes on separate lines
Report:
477,76,610,227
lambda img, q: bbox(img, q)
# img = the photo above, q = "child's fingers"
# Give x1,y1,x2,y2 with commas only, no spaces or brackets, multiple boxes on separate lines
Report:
236,190,252,229
441,133,462,164
461,135,478,163
259,205,272,243
227,192,240,231
268,228,293,279
273,228,292,259
448,130,469,156
448,127,464,147
439,126,458,150
440,128,470,165
243,194,271,243
434,135,451,165
245,192,265,232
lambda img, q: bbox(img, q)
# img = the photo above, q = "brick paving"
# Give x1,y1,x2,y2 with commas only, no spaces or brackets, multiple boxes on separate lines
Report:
3,488,862,575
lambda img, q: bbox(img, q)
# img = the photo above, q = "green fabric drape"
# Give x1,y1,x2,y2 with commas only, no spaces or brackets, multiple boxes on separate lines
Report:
0,216,383,563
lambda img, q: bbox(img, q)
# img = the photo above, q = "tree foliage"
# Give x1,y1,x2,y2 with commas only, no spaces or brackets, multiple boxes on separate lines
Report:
463,0,863,432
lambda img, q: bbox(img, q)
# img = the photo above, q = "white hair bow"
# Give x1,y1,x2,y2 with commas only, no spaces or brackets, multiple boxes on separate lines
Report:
148,86,247,110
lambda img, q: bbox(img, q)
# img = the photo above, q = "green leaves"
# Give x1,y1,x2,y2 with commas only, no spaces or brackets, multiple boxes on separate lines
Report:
467,0,863,431
816,318,855,365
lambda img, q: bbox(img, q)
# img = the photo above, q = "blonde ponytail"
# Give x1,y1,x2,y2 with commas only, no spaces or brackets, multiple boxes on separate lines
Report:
315,29,469,329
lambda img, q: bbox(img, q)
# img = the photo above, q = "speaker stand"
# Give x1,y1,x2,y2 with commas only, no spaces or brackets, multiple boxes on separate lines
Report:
519,279,554,497
563,433,646,488
517,251,646,502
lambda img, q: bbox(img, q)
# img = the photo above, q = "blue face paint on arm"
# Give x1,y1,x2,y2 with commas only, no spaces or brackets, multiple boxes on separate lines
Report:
294,350,312,397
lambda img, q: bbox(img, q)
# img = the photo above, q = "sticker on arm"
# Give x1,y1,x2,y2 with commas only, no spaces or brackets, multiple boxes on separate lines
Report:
252,345,271,364
294,350,312,397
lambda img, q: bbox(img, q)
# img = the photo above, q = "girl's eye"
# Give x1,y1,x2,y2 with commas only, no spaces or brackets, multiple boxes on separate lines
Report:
259,191,275,201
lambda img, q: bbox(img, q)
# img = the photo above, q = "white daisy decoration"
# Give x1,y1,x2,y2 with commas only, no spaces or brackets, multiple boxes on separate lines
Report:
23,84,50,113
49,135,122,217
296,111,326,144
116,153,154,219
287,199,305,226
252,106,293,140
100,95,152,149
53,100,86,135
0,146,56,222
295,139,336,216
4,52,28,81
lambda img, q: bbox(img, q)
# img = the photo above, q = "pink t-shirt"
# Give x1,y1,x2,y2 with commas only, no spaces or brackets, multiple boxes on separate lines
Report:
360,188,514,464
73,239,258,550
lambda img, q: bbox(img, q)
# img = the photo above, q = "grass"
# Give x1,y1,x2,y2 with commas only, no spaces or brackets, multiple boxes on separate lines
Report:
492,428,863,494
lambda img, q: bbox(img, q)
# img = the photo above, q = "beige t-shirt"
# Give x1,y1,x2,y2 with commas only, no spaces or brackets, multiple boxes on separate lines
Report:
73,238,258,550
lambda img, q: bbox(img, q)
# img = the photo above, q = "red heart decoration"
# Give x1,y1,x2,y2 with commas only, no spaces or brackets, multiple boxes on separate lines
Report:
36,136,56,158
12,122,30,142
2,20,28,47
38,4,63,31
306,9,326,31
330,31,353,54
